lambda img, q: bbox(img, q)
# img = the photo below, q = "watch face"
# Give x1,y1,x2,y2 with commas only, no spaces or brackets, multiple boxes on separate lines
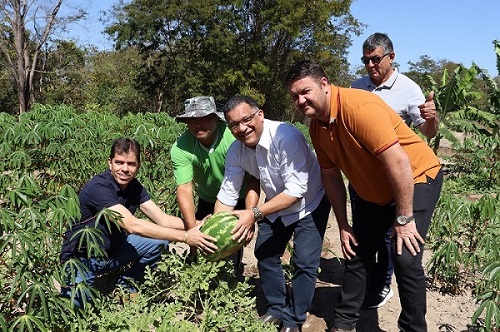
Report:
397,215,408,225
397,215,414,225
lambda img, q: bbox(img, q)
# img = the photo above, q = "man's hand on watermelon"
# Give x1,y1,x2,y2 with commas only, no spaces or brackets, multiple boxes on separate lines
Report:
230,209,256,245
185,224,218,254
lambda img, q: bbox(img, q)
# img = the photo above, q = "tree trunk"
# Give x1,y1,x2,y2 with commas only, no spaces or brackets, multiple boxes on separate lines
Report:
0,0,64,114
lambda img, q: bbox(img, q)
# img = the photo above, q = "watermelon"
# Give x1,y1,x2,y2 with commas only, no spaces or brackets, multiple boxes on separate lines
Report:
200,211,244,261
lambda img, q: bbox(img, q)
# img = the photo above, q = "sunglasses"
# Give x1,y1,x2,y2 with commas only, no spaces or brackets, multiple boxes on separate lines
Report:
361,52,390,65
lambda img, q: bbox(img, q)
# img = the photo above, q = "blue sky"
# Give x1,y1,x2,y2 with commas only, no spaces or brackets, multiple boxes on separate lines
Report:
347,0,499,76
66,0,499,76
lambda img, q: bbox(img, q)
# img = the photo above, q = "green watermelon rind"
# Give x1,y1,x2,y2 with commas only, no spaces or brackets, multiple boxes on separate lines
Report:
200,211,244,262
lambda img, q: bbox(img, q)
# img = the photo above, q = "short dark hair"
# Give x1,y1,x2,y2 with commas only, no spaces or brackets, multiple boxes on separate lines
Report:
110,138,141,163
284,58,330,86
362,32,394,54
222,95,260,114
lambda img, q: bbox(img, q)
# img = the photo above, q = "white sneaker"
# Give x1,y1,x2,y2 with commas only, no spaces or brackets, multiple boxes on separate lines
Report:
365,285,394,309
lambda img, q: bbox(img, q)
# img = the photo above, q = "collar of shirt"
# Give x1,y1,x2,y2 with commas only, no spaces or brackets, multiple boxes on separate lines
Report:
256,119,273,151
329,84,339,124
369,68,399,91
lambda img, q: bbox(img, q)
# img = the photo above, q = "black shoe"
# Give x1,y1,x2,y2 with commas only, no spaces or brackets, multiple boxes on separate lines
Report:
364,285,394,309
259,313,282,326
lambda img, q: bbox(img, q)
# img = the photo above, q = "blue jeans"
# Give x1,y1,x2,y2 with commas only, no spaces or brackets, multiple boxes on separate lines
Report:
334,171,443,332
61,234,169,307
254,195,330,328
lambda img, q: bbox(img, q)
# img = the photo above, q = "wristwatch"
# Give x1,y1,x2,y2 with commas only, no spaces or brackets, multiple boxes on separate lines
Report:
396,215,415,226
251,206,264,222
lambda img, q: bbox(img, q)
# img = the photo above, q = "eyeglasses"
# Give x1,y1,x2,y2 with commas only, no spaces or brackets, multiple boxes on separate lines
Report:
361,52,390,65
228,109,260,132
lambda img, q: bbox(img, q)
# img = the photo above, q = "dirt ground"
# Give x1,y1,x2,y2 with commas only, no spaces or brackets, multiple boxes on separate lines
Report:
239,211,478,332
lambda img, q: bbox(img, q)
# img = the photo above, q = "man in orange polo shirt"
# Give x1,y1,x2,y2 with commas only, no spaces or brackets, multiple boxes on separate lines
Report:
285,59,443,332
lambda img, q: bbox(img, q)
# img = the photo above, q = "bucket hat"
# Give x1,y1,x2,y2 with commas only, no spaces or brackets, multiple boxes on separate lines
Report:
176,96,224,122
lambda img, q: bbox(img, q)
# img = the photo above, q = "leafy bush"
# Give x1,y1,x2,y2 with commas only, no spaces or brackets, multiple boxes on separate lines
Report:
0,105,274,331
427,190,499,330
1,103,499,330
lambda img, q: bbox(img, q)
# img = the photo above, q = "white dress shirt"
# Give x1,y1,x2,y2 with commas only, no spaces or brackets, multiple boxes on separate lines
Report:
217,119,325,226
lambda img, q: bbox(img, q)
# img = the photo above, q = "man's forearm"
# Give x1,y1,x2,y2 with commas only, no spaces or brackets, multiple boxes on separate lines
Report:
321,167,348,228
176,183,197,229
419,118,439,139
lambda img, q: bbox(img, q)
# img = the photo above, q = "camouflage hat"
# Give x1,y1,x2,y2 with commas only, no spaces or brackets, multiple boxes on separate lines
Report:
176,96,224,122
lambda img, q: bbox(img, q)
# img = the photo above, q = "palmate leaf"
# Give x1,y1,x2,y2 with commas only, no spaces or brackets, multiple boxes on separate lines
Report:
45,187,81,231
14,270,67,327
61,258,90,287
0,231,32,264
0,208,16,233
21,123,42,146
18,281,51,322
46,206,80,234
476,234,499,263
72,227,108,260
477,193,499,221
65,210,123,261
472,299,500,331
17,207,44,232
8,313,48,332
70,282,100,311
6,150,32,170
482,261,500,286
0,141,13,160
94,208,125,235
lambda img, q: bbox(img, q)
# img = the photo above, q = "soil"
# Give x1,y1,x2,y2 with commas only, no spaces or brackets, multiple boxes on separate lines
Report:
239,212,479,332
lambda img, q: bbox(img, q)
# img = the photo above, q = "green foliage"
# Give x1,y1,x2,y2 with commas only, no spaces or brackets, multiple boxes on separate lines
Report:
37,41,91,109
0,105,278,331
68,254,275,332
1,103,498,330
105,0,363,120
427,191,499,330
473,261,500,331
426,63,499,154
445,134,499,192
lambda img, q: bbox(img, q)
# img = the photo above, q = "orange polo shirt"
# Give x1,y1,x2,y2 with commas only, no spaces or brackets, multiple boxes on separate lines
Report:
310,85,441,205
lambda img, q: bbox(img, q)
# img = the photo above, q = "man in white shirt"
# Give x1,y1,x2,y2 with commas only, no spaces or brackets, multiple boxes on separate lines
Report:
215,95,330,332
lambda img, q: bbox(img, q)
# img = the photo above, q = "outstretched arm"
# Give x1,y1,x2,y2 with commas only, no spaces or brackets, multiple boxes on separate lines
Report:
108,201,218,253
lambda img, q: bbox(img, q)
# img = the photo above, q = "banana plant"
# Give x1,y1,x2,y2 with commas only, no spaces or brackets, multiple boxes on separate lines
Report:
426,64,495,154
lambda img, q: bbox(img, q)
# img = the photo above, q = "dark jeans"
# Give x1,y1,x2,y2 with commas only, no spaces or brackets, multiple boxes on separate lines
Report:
61,234,169,307
255,195,330,328
335,170,443,332
349,185,394,291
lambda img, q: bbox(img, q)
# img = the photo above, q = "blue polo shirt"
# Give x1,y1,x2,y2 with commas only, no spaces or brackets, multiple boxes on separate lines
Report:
60,169,150,262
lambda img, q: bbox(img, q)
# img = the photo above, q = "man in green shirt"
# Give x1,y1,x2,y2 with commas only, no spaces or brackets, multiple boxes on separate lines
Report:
171,96,259,267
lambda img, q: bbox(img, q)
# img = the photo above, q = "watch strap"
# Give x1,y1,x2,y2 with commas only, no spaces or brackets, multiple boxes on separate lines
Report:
251,206,264,222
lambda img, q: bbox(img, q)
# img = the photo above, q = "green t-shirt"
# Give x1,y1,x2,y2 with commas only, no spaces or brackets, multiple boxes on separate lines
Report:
171,121,240,203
